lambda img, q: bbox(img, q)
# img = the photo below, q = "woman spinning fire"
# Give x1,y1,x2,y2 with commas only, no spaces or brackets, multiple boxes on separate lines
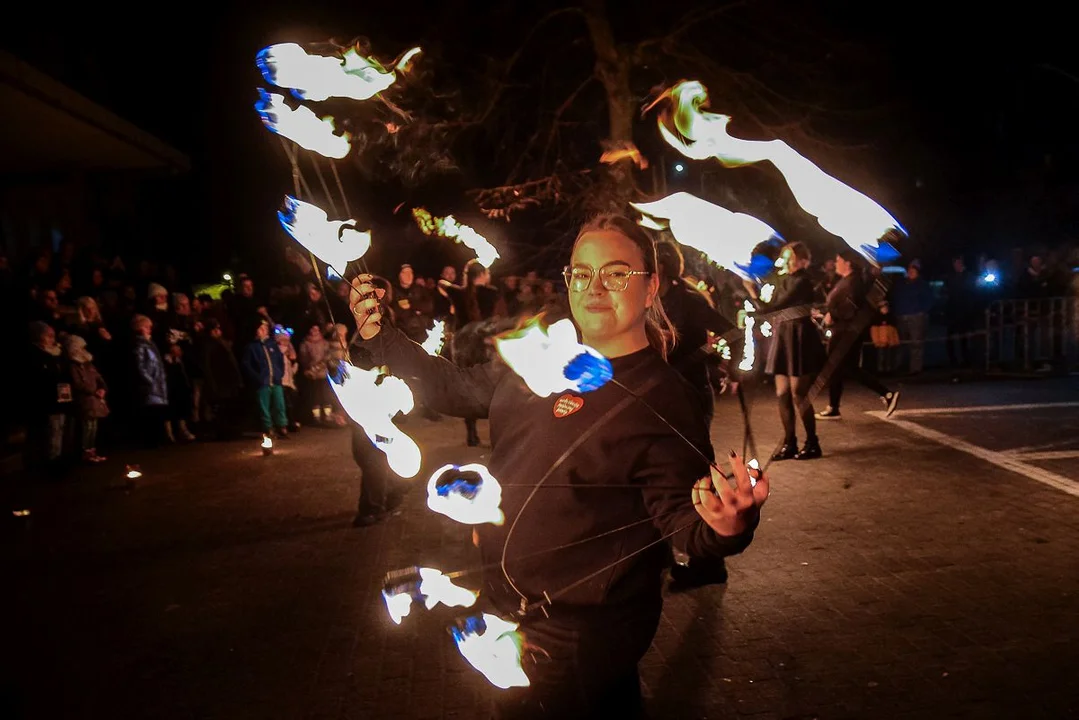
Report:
350,214,768,719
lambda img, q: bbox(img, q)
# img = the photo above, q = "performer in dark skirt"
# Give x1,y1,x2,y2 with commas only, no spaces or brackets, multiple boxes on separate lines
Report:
763,241,825,460
443,259,505,446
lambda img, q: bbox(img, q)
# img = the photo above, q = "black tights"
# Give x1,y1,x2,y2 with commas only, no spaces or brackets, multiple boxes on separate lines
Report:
775,374,817,445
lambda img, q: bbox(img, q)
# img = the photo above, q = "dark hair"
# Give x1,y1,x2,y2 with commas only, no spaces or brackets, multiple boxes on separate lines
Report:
462,259,487,323
655,241,685,281
571,214,677,359
837,248,862,266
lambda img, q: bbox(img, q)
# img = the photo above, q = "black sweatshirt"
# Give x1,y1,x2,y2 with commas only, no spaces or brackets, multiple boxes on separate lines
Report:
354,328,757,623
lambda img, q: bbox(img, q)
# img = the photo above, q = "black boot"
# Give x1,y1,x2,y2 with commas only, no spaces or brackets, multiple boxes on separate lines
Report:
771,442,798,461
795,438,822,460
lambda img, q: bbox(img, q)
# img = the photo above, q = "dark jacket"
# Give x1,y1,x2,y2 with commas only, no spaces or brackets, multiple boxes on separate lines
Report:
391,282,434,342
242,338,285,387
892,277,934,317
663,279,734,417
353,327,756,631
825,272,868,333
200,336,243,401
28,346,74,418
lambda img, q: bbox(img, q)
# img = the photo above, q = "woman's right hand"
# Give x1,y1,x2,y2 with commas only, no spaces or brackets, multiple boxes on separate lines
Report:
350,275,385,341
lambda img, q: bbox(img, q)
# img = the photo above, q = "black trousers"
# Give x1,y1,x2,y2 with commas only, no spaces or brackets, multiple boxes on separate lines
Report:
489,612,656,719
350,425,395,517
827,334,891,410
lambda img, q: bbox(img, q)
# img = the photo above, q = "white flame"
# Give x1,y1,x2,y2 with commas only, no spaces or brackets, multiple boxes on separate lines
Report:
278,196,371,276
261,435,274,449
658,81,904,260
255,90,351,159
258,43,421,102
413,209,500,268
495,319,611,397
426,463,505,526
452,614,530,690
383,590,413,625
630,193,779,279
329,364,422,478
421,320,446,356
739,299,756,372
383,567,478,625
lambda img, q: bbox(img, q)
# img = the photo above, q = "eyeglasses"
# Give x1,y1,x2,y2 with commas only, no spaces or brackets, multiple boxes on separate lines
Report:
563,264,650,293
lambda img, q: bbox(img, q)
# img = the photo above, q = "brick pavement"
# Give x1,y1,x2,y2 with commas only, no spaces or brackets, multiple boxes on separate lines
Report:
3,377,1079,719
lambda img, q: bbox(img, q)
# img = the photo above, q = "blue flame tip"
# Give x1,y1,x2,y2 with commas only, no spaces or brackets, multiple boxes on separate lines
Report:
563,352,613,393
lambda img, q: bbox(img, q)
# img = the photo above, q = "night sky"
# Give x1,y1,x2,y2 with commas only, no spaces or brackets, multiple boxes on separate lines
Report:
4,1,1077,280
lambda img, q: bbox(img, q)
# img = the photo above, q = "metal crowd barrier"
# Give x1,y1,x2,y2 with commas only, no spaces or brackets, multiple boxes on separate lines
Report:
985,296,1079,372
852,296,1078,375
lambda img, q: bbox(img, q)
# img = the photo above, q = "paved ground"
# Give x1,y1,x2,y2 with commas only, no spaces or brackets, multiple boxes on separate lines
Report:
3,375,1079,719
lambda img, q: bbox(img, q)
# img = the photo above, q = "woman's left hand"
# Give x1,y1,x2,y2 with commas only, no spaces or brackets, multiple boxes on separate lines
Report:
693,452,769,537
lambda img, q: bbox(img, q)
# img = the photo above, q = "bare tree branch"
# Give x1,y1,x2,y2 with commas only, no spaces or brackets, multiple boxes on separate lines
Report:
471,7,586,124
633,0,755,59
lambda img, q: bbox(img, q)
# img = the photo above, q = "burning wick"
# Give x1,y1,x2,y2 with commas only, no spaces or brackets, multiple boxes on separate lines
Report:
427,464,505,526
125,465,142,480
495,318,612,398
381,567,478,625
421,320,446,356
450,613,530,689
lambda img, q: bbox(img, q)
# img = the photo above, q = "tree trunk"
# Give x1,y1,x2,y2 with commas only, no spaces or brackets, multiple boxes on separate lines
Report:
583,0,636,211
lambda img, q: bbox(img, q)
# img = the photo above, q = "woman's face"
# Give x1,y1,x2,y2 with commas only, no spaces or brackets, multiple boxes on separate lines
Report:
568,230,657,353
307,326,322,341
82,299,101,321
